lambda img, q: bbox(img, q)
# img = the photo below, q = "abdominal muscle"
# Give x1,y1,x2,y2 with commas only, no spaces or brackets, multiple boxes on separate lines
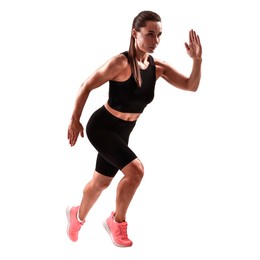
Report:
104,102,141,121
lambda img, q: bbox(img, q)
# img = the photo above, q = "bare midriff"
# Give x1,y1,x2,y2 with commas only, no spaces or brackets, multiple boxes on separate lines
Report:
104,102,141,121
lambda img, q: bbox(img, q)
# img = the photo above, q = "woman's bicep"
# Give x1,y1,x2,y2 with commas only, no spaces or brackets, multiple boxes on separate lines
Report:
155,59,188,90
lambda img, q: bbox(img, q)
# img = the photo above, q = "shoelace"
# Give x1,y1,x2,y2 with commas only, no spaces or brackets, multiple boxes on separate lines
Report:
74,221,84,231
118,223,128,239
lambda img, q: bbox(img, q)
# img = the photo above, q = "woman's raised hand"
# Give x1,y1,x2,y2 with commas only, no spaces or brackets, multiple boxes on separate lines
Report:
185,29,202,60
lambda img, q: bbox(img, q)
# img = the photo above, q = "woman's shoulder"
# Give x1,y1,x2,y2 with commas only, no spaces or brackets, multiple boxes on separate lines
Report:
153,58,174,79
108,51,129,68
153,57,167,66
153,58,167,74
102,52,130,81
154,58,173,71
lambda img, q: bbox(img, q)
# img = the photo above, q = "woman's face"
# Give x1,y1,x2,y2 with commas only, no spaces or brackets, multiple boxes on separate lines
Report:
133,21,162,53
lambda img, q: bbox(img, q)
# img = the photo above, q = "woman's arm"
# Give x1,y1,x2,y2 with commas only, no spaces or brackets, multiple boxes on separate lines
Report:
155,29,202,92
68,54,127,146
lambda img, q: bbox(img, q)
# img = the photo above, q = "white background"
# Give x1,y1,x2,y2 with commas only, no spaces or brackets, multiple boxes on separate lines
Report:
0,0,259,259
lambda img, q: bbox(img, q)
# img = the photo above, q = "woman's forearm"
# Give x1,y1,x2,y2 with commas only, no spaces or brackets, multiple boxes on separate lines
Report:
71,83,91,122
187,58,202,92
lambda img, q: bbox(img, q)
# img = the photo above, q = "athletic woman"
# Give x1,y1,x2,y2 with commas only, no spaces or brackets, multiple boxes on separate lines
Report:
66,10,202,247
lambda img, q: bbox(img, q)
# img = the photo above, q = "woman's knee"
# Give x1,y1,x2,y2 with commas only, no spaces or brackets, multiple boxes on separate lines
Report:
122,158,144,182
88,171,113,192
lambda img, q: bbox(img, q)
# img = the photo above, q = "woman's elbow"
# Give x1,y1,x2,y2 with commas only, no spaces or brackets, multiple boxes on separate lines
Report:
187,80,200,92
190,85,199,92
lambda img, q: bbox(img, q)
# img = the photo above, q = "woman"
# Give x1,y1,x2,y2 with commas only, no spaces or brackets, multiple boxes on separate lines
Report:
66,10,202,247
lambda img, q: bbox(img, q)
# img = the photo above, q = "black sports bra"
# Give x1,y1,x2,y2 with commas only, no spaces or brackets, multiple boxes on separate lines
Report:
107,51,156,113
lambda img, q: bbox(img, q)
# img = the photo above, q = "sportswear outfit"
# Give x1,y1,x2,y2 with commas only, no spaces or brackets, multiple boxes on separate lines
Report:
67,51,156,246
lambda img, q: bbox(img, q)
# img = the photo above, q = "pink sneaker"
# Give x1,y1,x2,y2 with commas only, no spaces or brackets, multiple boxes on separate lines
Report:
66,206,85,242
103,212,133,247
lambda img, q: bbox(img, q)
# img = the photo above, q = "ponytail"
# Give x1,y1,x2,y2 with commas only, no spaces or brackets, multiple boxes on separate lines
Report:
128,10,161,87
128,35,142,87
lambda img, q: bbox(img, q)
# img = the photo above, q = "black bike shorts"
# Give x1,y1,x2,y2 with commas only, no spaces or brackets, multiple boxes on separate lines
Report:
86,105,138,177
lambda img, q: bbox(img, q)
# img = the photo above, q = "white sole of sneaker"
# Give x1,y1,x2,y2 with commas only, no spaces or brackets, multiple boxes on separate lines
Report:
66,206,71,236
66,206,74,241
103,220,131,248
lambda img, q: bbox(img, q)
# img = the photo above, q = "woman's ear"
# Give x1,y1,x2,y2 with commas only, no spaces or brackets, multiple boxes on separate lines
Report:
132,29,137,39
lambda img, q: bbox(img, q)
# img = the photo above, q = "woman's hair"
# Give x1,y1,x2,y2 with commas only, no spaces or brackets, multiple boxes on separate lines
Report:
128,10,161,87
